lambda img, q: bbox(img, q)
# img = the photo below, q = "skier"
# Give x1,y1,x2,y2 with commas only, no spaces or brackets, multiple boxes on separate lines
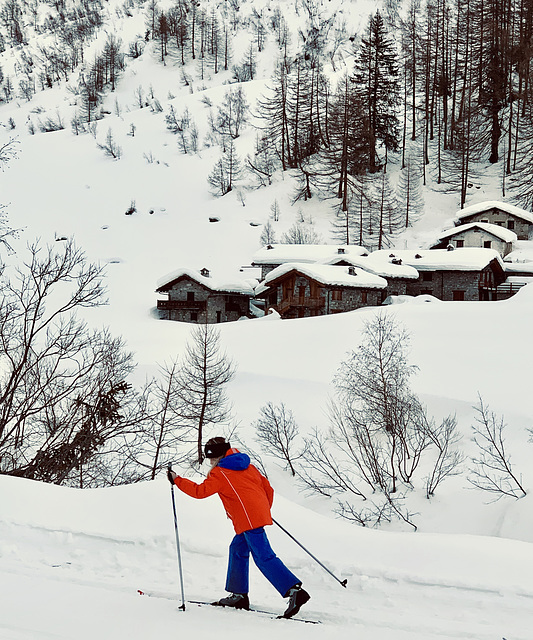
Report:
168,437,310,619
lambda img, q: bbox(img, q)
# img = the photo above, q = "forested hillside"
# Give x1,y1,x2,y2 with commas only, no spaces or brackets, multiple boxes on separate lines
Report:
2,0,533,249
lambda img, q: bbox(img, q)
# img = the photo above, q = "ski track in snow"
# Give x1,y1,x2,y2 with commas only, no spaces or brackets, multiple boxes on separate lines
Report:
1,515,531,640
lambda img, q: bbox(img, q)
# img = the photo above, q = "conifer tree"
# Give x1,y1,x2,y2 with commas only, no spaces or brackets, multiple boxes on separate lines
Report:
396,154,424,227
352,11,400,172
367,172,400,250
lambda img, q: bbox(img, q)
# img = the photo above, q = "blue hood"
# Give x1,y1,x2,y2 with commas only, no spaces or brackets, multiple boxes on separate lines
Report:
218,451,250,471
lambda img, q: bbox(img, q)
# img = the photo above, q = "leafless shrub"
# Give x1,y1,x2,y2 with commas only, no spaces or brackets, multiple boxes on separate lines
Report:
38,111,64,133
281,221,322,244
337,491,419,531
468,396,526,500
425,414,464,498
0,137,19,169
300,312,459,530
97,128,122,159
299,427,367,499
253,402,305,476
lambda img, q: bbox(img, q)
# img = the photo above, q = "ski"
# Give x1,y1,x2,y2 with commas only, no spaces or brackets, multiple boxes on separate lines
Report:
188,599,321,624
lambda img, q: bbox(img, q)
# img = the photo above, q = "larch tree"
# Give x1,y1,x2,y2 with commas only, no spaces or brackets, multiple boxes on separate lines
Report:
172,324,235,466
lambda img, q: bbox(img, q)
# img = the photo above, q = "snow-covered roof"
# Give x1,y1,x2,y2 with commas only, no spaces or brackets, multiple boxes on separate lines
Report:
251,244,368,265
504,240,533,263
437,222,517,243
502,276,533,285
370,248,505,271
255,263,387,295
455,200,533,224
321,254,419,279
503,261,533,275
156,268,254,295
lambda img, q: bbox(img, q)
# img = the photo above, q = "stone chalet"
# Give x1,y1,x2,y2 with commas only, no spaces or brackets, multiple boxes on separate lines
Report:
430,222,517,258
321,253,419,299
454,201,533,241
251,244,368,280
156,268,254,323
254,263,387,318
371,248,506,301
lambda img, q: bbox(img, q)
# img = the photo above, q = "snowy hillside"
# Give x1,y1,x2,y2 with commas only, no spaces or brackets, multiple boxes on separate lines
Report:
2,0,533,636
2,474,533,639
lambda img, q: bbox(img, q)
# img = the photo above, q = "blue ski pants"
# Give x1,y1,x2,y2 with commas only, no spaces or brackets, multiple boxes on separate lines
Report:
225,527,300,597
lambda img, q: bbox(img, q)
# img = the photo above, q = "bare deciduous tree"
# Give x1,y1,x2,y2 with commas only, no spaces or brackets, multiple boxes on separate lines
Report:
424,414,464,498
468,396,526,500
172,324,235,465
281,221,322,244
300,312,459,529
127,361,193,480
0,137,19,169
97,128,122,159
0,240,147,486
253,401,303,476
259,220,277,246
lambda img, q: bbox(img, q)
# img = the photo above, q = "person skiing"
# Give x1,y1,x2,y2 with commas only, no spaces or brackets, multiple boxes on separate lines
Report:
167,436,310,619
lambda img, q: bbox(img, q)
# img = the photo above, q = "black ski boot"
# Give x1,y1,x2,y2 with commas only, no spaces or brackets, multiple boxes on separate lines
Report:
212,593,250,610
282,584,310,619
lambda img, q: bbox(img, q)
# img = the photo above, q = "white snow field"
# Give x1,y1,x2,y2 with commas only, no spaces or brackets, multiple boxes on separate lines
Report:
1,472,533,640
2,0,533,637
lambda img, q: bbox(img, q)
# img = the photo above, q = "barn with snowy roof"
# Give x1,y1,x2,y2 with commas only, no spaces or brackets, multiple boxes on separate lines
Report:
156,268,254,323
454,201,533,241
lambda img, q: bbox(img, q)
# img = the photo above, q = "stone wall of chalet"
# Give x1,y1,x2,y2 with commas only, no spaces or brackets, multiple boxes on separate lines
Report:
406,270,483,301
462,208,531,241
160,278,250,323
384,277,411,298
167,280,209,302
446,229,511,256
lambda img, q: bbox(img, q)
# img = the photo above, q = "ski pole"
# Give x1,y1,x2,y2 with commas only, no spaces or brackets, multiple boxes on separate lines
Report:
169,467,186,611
272,517,347,588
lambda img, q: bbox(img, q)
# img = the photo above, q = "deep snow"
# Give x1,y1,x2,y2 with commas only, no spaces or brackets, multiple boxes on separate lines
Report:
2,474,533,640
1,0,533,636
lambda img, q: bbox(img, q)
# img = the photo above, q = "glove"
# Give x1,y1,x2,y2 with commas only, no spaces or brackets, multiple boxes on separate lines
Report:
167,467,177,485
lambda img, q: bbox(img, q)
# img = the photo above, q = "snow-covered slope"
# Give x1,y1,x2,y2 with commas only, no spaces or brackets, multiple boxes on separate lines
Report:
1,0,533,636
1,474,532,640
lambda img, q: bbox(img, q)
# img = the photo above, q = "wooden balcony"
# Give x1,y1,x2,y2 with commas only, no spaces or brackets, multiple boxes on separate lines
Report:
277,296,324,314
157,299,207,310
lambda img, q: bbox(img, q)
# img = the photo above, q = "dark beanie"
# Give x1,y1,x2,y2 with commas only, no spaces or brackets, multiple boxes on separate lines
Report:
204,437,231,459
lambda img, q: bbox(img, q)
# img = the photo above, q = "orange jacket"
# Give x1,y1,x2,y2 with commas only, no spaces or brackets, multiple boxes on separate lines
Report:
174,449,274,534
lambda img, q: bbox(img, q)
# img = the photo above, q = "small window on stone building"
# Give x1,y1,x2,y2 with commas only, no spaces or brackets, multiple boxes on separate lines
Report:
191,311,198,321
422,272,433,281
508,220,515,230
216,311,222,323
361,291,368,304
332,289,343,301
456,239,464,248
484,240,492,249
452,290,465,301
187,292,195,301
